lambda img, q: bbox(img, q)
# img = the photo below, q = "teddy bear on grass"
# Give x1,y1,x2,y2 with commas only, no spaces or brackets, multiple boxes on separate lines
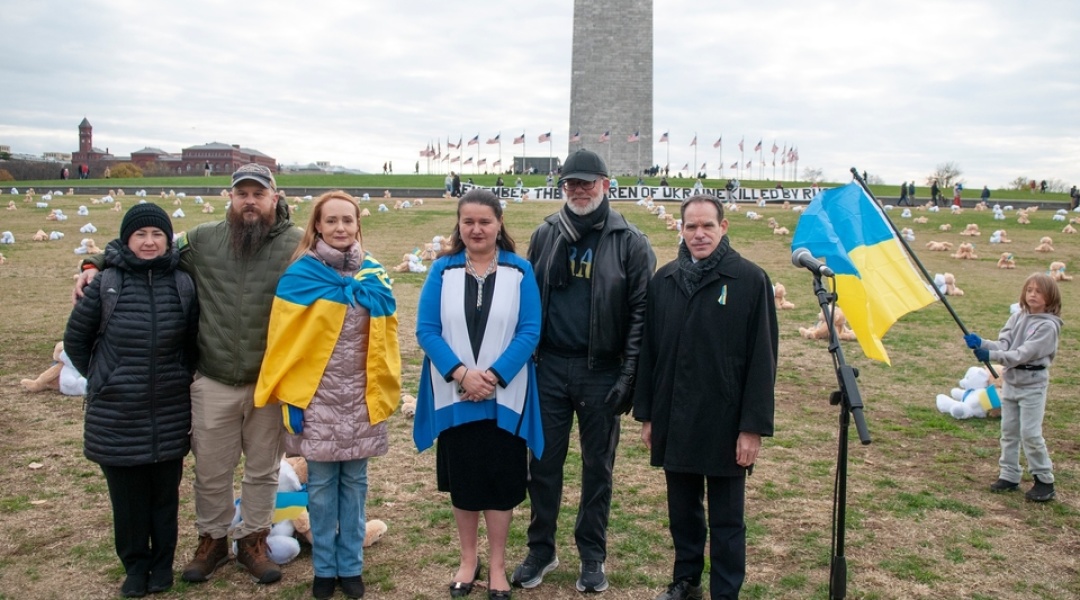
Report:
799,306,857,341
935,366,1002,419
231,456,388,565
21,341,87,396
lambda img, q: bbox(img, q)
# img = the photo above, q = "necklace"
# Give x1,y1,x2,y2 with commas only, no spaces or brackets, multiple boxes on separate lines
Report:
465,253,497,310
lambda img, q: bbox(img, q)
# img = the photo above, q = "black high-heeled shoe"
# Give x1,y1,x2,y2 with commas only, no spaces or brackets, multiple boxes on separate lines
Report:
449,563,482,598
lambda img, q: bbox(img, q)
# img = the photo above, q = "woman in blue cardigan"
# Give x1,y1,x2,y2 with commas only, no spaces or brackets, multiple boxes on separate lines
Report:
414,189,543,600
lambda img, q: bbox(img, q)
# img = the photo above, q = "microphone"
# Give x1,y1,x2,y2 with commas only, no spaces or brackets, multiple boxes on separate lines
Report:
791,248,834,278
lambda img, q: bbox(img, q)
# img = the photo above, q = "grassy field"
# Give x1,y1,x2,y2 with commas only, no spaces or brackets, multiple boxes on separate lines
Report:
1,187,1079,599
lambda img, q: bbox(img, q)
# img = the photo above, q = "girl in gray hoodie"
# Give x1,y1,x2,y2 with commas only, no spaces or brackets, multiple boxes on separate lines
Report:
965,273,1063,502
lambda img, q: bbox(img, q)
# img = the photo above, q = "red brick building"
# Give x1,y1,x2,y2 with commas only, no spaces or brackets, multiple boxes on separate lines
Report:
71,119,276,175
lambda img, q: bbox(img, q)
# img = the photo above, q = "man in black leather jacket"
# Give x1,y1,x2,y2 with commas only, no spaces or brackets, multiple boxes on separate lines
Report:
512,149,656,594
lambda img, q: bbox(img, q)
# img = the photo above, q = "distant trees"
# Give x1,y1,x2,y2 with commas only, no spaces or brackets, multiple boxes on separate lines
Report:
1007,177,1068,193
927,162,963,188
109,163,143,179
801,167,824,182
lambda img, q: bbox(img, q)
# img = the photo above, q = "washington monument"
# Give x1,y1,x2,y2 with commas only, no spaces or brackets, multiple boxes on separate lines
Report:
568,0,653,176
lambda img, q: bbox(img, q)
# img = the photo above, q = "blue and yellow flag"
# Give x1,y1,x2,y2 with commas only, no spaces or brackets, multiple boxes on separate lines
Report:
255,253,401,429
791,182,936,364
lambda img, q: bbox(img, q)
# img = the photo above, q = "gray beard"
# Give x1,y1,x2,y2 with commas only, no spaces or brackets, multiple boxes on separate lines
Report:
226,208,274,259
566,195,602,216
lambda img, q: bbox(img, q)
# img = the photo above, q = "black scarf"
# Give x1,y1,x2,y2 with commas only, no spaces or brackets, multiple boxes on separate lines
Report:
549,198,610,288
677,234,730,296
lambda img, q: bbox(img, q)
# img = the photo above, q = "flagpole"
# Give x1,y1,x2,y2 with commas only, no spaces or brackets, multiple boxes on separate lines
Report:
693,132,697,178
849,168,998,378
718,139,722,181
548,133,553,174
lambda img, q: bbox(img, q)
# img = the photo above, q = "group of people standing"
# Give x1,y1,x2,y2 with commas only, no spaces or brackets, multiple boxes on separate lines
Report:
67,151,779,600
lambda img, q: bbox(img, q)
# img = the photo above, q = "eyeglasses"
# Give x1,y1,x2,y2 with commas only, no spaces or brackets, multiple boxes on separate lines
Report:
562,179,599,191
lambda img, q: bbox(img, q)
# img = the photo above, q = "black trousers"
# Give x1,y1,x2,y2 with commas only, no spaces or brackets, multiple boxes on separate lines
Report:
99,459,184,578
665,470,746,600
526,352,620,562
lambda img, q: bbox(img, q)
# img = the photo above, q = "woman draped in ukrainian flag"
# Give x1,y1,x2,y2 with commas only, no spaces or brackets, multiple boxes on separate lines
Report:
414,189,543,600
254,190,400,600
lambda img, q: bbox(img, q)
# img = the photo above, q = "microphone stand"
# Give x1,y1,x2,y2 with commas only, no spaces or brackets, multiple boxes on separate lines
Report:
809,274,871,600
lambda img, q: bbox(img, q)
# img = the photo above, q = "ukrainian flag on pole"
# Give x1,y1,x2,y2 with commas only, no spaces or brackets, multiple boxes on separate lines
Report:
791,182,937,364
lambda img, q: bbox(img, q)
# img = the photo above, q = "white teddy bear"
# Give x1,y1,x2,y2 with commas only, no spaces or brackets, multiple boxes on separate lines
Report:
935,366,1002,419
231,458,307,564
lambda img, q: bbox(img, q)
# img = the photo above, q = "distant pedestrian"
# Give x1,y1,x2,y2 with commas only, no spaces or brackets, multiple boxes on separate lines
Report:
981,186,991,204
898,183,910,206
204,162,211,177
1070,186,1079,211
908,181,916,203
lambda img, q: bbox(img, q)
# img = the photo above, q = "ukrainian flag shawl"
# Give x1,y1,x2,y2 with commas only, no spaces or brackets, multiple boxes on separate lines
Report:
413,250,544,458
255,252,400,430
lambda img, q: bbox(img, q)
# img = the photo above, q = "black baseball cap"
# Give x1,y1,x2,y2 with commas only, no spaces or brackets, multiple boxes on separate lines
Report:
559,149,608,184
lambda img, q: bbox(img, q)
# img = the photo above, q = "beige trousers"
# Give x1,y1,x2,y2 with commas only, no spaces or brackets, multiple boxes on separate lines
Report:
190,373,283,539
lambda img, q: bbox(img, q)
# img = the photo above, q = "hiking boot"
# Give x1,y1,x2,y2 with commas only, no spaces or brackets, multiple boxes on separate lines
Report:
339,575,365,598
1026,475,1056,502
236,530,282,584
989,478,1019,493
655,579,704,600
510,554,559,589
180,534,230,583
576,560,608,593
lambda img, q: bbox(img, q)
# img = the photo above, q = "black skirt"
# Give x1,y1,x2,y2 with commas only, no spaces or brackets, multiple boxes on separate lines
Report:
437,419,528,511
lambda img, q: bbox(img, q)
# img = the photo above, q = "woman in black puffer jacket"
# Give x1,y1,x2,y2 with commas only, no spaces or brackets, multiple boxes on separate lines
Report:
64,203,198,598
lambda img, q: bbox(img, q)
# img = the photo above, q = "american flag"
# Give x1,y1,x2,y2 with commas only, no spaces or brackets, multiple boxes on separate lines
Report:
598,131,610,143
680,163,689,171
467,135,479,146
492,159,501,166
730,162,738,169
486,134,500,145
713,136,722,149
538,132,552,143
746,160,752,168
435,141,441,159
627,131,640,143
443,154,450,162
569,130,581,143
771,141,779,154
660,132,669,143
689,135,697,147
738,138,744,152
451,156,460,163
754,140,762,152
478,158,487,166
700,162,707,170
464,157,474,165
418,149,428,158
513,134,525,144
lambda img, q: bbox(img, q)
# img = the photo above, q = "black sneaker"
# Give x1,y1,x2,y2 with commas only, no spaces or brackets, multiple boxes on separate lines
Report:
121,573,148,598
339,575,365,599
989,478,1019,493
1025,475,1056,502
655,579,704,600
312,576,336,600
576,560,608,593
510,554,559,589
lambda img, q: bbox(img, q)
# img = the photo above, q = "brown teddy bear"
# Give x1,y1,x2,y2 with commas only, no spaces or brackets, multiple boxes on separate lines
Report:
951,242,977,259
1049,261,1072,281
997,252,1016,269
1034,236,1054,253
1016,209,1030,224
21,342,86,395
799,306,857,341
925,241,953,251
959,223,980,236
1063,224,1077,234
773,283,795,310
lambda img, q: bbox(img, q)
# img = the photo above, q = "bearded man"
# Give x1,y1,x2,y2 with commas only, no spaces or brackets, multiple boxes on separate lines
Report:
512,149,656,594
75,164,302,586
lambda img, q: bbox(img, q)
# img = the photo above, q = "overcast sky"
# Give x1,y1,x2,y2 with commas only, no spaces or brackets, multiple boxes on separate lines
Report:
2,0,1078,187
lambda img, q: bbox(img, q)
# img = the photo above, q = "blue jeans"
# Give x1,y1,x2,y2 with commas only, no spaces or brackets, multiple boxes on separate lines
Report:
308,459,369,578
